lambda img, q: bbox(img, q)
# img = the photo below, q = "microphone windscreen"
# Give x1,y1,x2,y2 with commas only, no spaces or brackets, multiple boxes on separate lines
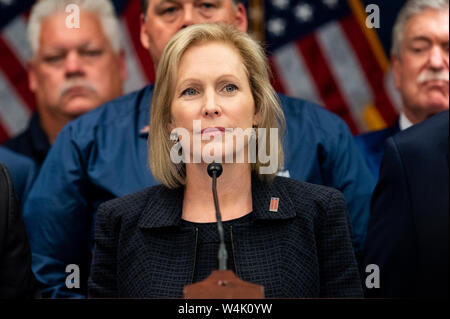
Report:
207,162,223,178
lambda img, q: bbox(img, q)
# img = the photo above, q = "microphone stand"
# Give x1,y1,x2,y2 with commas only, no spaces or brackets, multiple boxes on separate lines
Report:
183,162,264,299
210,162,227,271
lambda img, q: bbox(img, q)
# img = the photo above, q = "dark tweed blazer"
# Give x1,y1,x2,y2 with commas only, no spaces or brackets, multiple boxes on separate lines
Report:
88,176,362,298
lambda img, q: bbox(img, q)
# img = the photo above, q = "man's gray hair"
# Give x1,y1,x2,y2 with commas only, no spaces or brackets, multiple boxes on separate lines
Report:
28,0,122,56
391,0,449,57
140,0,243,15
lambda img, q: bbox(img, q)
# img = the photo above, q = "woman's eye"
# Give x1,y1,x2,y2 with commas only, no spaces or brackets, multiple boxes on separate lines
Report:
223,84,237,93
181,88,198,96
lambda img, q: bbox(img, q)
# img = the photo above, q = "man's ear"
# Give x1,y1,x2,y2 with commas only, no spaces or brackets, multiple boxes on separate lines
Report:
118,50,128,82
28,61,38,93
391,54,402,90
140,13,150,50
235,3,248,32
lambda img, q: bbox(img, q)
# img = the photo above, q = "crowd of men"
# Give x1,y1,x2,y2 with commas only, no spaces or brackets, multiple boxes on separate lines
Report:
0,0,448,299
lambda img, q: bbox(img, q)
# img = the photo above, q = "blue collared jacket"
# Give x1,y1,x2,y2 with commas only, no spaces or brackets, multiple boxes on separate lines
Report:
23,85,375,298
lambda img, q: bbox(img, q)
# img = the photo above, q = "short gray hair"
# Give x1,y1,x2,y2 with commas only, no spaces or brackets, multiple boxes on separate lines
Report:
28,0,122,56
391,0,449,57
140,0,243,15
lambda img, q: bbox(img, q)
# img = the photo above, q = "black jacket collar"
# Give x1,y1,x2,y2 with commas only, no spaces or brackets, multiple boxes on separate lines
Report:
138,175,296,229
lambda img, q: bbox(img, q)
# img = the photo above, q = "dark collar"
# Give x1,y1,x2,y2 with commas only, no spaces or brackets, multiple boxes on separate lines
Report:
138,84,154,139
138,175,296,229
29,113,51,159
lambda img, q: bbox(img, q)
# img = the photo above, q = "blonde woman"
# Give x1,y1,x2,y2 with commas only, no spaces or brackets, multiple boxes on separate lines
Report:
88,23,362,298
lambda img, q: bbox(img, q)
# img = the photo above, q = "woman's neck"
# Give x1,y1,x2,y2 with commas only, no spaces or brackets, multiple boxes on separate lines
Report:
182,163,253,223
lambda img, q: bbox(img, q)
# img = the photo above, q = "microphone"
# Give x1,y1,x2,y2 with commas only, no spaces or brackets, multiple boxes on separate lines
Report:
207,162,228,271
184,162,264,298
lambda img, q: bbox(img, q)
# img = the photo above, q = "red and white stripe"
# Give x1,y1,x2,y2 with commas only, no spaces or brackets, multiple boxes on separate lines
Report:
0,3,156,144
269,15,399,134
0,14,35,141
269,197,279,212
0,3,400,143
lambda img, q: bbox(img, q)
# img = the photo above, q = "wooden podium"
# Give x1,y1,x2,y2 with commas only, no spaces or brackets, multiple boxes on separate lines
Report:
184,270,264,299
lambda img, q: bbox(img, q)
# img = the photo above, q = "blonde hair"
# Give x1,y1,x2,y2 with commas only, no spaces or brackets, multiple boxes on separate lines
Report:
149,23,285,188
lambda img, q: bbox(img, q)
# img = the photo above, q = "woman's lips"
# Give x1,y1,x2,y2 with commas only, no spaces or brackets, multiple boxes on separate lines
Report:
201,127,226,136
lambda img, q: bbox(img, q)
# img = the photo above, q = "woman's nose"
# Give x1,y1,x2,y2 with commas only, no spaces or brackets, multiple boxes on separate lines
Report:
202,92,222,117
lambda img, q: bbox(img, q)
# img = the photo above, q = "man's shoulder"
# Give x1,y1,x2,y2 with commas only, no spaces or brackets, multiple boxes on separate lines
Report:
393,111,448,155
3,128,28,146
355,123,400,151
0,147,34,171
278,93,346,129
66,85,154,133
0,147,36,200
2,125,33,158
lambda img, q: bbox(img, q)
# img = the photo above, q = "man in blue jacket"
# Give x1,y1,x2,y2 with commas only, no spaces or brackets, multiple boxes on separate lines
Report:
23,0,375,297
356,0,449,179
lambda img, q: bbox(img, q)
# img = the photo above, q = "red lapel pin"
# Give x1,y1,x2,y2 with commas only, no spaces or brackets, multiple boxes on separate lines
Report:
269,197,279,212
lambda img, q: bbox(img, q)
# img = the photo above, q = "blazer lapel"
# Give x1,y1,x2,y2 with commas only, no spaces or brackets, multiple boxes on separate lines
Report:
134,185,198,297
231,176,300,297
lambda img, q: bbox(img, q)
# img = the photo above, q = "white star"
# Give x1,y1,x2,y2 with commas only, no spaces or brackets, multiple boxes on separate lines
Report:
267,18,286,36
295,3,314,22
323,0,339,9
272,0,289,10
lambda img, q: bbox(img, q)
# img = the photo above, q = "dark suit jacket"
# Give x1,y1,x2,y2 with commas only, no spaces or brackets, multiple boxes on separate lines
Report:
364,111,449,298
0,163,39,298
355,121,400,179
89,176,363,298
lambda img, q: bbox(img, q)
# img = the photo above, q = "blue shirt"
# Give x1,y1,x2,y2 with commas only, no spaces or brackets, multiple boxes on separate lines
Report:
3,112,51,168
355,122,400,179
23,84,375,298
0,146,36,202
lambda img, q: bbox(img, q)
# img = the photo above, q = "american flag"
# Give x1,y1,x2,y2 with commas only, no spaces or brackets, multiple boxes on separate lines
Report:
256,0,405,134
0,0,403,143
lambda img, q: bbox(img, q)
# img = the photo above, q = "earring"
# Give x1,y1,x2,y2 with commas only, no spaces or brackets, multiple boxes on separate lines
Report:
170,132,179,143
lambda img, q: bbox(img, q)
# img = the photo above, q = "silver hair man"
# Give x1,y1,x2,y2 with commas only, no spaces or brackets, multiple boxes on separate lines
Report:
391,0,449,57
139,0,242,16
24,0,127,145
28,0,122,56
391,0,449,126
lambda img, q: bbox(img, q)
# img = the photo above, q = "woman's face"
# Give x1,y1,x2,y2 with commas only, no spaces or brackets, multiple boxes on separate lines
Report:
169,41,258,164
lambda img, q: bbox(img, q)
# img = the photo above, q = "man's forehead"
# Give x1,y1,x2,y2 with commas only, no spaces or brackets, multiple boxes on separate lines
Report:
39,41,101,53
150,0,230,6
41,9,103,31
39,12,107,48
404,9,449,37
